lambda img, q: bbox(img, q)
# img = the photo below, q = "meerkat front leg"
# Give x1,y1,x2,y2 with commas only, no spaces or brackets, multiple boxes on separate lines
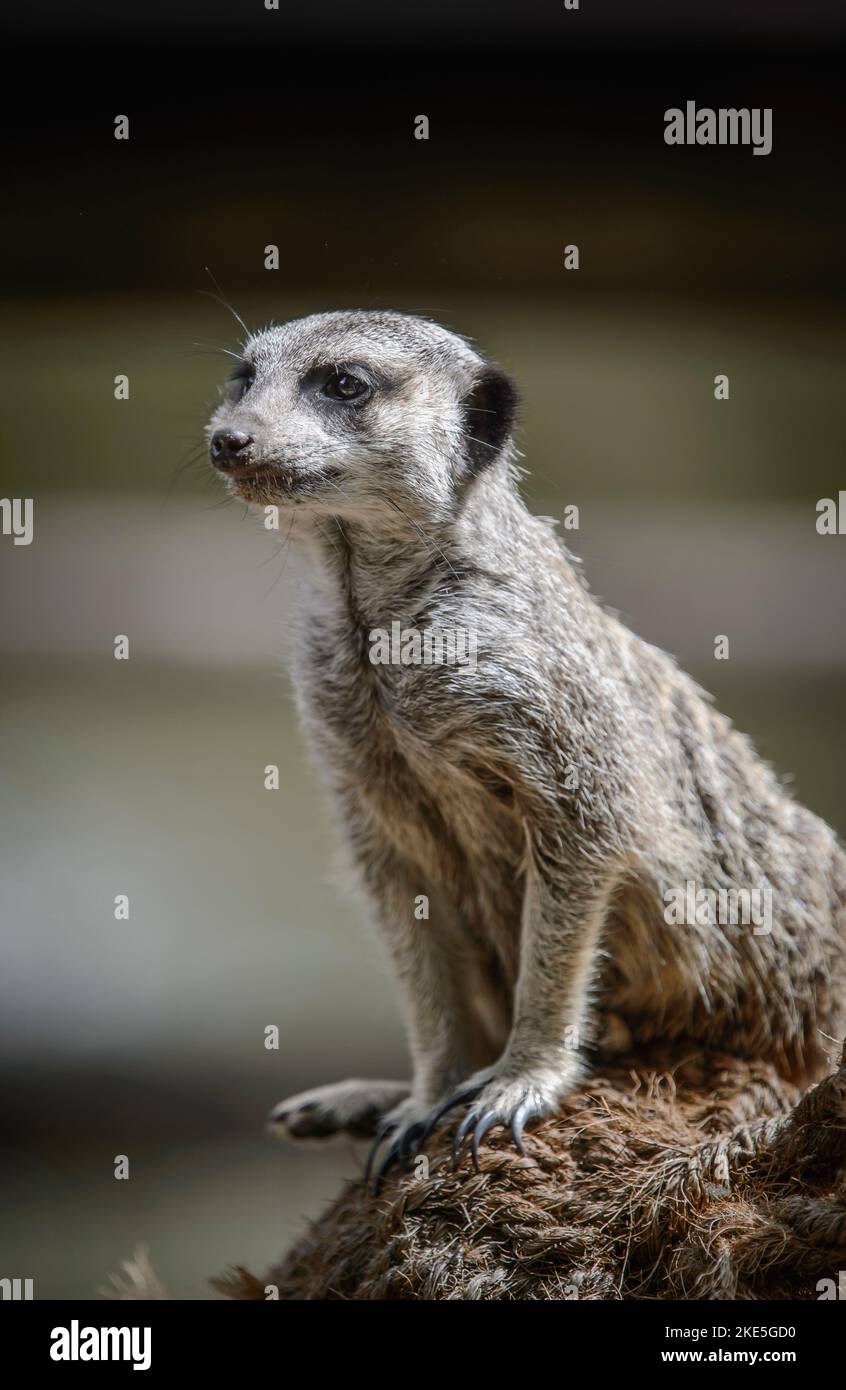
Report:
271,840,474,1169
424,844,621,1166
362,862,485,1184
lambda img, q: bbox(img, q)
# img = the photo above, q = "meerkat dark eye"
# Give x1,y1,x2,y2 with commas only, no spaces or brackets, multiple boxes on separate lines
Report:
322,371,370,403
229,363,255,401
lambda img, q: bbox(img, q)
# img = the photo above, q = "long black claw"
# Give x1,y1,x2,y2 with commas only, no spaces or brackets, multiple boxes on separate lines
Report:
373,1138,403,1192
511,1103,530,1156
452,1108,478,1157
421,1084,481,1144
470,1112,498,1171
398,1122,425,1169
364,1123,392,1186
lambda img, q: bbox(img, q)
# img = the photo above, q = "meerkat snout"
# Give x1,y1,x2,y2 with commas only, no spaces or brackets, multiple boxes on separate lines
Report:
209,429,254,472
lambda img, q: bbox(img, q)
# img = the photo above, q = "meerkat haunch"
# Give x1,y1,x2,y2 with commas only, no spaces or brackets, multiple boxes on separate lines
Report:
208,310,846,1179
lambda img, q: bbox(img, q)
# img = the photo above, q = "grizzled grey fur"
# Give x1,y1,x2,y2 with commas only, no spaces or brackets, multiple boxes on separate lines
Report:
207,309,846,1176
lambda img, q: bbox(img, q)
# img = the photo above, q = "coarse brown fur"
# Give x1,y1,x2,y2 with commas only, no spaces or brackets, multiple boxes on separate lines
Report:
207,309,846,1174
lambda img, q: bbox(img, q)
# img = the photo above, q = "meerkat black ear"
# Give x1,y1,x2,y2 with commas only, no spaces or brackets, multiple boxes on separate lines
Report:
460,364,519,475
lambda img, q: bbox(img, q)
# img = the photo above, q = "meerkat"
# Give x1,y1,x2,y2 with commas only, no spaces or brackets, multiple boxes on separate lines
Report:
207,309,846,1181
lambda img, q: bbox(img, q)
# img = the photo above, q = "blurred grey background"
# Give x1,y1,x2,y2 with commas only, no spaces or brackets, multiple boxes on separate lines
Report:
1,5,845,1298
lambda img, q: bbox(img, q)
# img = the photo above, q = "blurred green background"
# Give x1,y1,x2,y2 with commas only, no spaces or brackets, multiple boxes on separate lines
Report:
1,10,845,1298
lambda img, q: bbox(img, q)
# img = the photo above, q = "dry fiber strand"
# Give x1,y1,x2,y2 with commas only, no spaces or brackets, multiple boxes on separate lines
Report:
216,1041,846,1300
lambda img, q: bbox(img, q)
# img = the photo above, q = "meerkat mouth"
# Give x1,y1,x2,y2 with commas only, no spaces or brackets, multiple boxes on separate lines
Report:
228,464,341,505
227,466,288,502
218,460,284,503
224,463,278,484
239,464,344,492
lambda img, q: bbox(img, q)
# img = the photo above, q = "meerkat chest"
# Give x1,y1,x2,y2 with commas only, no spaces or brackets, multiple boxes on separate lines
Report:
296,629,522,888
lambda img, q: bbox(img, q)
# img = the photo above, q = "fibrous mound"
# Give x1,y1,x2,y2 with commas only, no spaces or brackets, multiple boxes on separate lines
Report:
216,1043,846,1300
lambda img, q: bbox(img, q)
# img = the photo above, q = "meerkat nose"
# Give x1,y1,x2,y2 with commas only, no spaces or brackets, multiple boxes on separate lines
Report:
210,429,254,470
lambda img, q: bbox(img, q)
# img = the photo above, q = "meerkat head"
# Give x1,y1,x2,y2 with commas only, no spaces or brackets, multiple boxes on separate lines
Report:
207,310,518,525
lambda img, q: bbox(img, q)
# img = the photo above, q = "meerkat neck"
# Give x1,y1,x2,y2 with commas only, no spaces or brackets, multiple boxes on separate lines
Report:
296,467,512,629
300,514,460,631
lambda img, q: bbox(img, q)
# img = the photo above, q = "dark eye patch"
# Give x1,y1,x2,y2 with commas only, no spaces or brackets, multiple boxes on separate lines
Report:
323,370,370,402
228,360,255,401
300,362,383,407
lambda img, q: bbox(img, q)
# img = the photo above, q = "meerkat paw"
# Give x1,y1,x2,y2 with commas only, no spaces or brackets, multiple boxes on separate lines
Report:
420,1057,581,1169
269,1078,410,1141
365,1095,439,1190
